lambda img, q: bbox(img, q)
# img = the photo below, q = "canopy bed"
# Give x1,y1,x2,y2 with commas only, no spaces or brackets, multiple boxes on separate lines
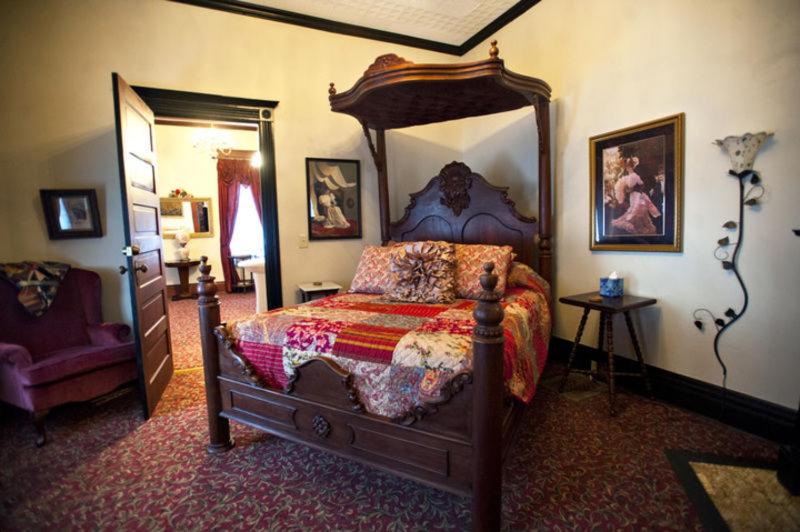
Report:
196,41,553,531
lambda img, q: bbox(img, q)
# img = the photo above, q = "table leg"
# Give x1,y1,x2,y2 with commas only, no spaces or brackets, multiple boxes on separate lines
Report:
178,266,190,298
560,308,590,393
594,311,606,380
624,311,653,398
606,314,616,416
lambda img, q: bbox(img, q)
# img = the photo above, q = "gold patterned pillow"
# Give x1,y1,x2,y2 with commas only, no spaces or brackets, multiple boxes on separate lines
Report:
454,243,515,299
384,241,456,304
349,245,395,294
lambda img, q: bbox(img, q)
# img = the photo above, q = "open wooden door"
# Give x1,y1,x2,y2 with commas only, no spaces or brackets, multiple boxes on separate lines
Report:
112,73,174,419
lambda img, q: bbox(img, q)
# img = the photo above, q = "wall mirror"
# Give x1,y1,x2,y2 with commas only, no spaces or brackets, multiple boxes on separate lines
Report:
160,197,214,238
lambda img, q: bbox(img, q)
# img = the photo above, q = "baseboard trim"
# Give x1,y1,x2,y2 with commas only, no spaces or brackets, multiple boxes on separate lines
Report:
549,337,796,443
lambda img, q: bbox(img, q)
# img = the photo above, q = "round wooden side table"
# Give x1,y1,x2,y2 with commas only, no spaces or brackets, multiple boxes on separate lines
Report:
165,259,201,300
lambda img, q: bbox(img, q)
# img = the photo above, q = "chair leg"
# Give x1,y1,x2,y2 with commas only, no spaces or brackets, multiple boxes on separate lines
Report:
32,409,48,447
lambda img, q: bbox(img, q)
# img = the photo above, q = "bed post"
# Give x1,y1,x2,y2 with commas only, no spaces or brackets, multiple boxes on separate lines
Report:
471,262,505,531
197,256,234,453
534,94,553,284
376,129,391,244
360,121,391,244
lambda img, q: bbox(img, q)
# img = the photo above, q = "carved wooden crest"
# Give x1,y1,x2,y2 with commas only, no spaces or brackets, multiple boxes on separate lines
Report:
438,162,473,216
364,54,412,76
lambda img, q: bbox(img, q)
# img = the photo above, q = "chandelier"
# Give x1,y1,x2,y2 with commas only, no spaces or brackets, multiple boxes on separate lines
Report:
191,126,233,157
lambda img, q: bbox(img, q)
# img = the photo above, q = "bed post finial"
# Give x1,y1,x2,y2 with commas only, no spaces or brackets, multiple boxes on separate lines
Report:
328,82,336,100
197,256,234,453
489,40,499,59
471,261,504,531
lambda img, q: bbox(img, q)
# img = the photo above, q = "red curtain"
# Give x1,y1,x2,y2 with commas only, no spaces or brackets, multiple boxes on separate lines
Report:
217,157,262,292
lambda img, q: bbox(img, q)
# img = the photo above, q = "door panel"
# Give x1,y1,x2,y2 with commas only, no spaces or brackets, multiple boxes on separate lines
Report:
140,292,168,342
135,251,164,294
132,204,158,234
113,73,174,419
127,154,157,191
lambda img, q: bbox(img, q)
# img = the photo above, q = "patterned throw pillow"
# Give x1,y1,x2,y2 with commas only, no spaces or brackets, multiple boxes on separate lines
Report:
384,241,456,304
454,243,515,299
507,261,550,295
349,245,394,294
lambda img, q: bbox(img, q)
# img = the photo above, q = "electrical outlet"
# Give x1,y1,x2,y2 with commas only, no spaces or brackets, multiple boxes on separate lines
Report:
298,234,309,249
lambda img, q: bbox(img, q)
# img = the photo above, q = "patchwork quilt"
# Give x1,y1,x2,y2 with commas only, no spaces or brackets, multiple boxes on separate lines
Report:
226,285,551,419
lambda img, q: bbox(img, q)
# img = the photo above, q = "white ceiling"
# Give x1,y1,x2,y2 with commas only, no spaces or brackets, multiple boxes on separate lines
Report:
247,0,518,46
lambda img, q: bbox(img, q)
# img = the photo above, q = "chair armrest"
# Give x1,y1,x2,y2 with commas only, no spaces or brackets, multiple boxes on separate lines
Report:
87,323,132,346
0,343,33,366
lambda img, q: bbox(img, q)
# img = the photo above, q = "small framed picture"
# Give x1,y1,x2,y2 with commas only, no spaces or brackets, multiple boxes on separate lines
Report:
590,113,684,252
40,189,103,240
159,198,183,217
306,158,362,240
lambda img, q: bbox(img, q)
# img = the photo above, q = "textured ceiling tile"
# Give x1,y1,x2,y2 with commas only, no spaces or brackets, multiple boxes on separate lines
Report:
248,0,517,45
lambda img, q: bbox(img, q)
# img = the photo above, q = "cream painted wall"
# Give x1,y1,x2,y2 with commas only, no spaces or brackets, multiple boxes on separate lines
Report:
0,0,461,325
154,124,259,285
451,0,800,408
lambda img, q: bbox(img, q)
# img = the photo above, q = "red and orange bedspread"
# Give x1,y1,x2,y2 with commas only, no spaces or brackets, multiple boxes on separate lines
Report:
226,285,551,419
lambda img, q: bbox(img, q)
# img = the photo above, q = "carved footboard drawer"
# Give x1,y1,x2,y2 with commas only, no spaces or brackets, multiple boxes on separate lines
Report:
218,376,473,495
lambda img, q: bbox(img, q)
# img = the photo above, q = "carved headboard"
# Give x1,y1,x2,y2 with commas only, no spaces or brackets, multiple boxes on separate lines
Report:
389,162,539,268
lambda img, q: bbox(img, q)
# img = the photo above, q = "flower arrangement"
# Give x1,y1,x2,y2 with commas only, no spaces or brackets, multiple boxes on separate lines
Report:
169,189,193,198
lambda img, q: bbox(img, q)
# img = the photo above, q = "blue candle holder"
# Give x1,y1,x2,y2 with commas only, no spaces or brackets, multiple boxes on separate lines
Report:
599,277,624,298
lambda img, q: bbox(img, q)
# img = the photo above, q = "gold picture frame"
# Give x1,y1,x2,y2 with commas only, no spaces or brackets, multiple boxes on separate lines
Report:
589,113,684,252
159,196,214,239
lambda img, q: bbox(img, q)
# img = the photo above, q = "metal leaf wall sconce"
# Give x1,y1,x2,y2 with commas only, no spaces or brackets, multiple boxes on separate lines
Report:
692,132,772,405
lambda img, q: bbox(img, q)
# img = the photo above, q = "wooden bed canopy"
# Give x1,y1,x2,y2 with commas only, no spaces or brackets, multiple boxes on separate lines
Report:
197,41,553,532
329,40,553,282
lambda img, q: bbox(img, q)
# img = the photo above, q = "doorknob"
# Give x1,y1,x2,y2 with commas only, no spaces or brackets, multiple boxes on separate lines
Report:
119,263,147,274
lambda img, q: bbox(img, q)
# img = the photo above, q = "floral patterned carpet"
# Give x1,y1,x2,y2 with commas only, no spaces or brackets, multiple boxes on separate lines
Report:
169,290,256,370
1,359,780,530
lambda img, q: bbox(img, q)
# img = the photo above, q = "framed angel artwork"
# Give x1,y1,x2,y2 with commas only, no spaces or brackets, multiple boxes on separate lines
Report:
590,113,684,252
306,158,362,240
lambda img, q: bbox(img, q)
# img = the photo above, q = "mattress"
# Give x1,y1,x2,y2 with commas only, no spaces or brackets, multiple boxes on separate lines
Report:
226,285,551,419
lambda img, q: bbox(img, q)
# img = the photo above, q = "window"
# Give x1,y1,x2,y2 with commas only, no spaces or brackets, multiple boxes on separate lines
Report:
229,183,264,257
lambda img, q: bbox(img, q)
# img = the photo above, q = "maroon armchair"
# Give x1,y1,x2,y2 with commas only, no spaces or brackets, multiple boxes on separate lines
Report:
0,268,136,446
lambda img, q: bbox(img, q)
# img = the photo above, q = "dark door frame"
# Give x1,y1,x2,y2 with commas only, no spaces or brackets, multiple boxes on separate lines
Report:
131,85,283,309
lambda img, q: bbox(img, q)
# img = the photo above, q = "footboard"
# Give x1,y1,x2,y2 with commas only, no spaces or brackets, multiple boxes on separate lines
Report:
196,257,509,530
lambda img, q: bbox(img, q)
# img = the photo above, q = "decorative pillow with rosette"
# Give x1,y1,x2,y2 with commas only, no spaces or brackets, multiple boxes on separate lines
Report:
349,245,394,294
507,261,550,295
454,243,515,299
384,241,456,304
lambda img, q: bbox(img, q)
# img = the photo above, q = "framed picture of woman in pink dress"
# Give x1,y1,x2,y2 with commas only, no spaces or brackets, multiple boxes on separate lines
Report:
589,113,684,251
306,158,362,240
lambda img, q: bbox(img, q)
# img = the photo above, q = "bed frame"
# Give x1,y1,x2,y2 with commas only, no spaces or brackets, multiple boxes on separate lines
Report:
197,42,552,531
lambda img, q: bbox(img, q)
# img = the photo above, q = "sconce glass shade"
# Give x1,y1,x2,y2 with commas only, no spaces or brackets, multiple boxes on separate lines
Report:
714,132,773,173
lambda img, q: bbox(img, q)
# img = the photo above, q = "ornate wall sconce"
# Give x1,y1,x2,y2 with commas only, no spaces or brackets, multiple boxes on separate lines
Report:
692,132,772,406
